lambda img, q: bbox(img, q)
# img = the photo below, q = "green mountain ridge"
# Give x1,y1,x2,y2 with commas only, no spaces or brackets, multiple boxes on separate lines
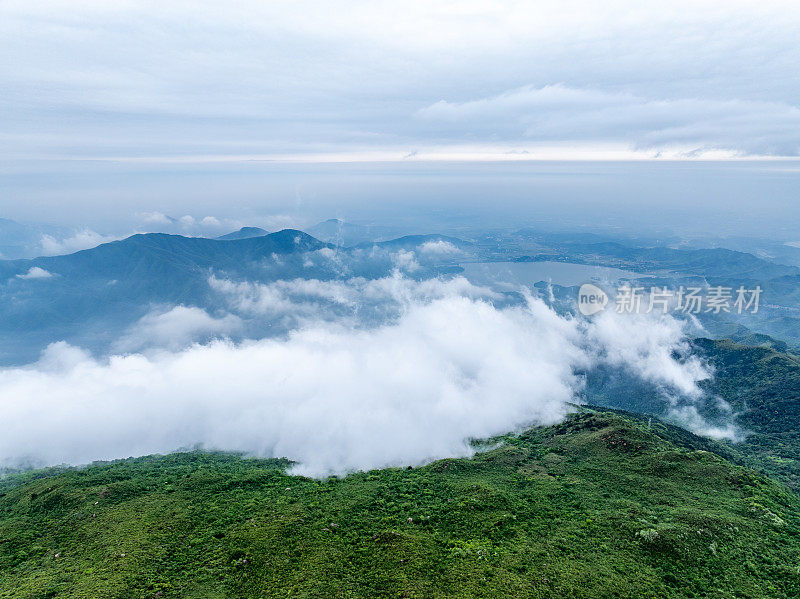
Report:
2,409,798,598
694,339,800,489
584,337,800,491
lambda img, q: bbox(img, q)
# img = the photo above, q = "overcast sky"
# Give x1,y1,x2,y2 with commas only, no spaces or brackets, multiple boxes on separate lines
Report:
2,1,800,234
2,0,800,163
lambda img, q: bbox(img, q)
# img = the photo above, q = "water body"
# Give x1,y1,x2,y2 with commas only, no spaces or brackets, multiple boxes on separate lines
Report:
459,261,642,290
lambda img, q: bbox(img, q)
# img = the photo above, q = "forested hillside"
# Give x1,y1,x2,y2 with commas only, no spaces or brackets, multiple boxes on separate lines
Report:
2,411,798,598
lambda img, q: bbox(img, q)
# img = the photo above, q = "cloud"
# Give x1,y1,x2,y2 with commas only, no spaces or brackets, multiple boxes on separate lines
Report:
138,211,174,225
669,404,741,442
113,306,242,353
134,212,259,237
39,230,119,256
417,84,800,156
2,1,800,164
418,240,461,255
208,272,501,328
209,276,356,317
391,249,420,273
200,216,222,228
587,310,709,397
0,277,714,476
15,266,53,280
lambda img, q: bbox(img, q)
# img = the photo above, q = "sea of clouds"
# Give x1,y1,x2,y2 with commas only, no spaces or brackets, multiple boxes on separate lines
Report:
0,274,722,476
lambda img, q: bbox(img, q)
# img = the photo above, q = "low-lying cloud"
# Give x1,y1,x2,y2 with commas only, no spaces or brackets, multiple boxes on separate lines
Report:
39,230,120,256
113,306,242,353
208,272,502,331
418,240,462,256
15,267,53,280
0,275,717,476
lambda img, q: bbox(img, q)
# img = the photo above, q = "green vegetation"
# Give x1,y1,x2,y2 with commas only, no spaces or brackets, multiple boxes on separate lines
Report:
584,338,800,491
2,411,799,598
695,339,800,489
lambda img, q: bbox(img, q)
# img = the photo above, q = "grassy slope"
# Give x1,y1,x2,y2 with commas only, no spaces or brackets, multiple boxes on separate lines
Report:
1,411,799,599
583,339,800,491
694,339,800,489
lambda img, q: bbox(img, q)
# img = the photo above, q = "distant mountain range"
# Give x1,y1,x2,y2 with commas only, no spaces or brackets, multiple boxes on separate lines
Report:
3,223,800,362
0,230,329,363
216,226,269,240
306,218,410,246
0,229,470,364
3,229,322,273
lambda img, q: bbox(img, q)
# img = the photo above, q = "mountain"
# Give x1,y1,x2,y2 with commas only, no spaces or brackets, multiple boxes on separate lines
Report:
306,219,409,246
2,409,798,598
0,228,475,364
0,229,325,282
357,233,472,252
504,230,800,279
0,230,330,364
585,336,800,490
552,243,798,279
216,227,269,241
693,339,800,489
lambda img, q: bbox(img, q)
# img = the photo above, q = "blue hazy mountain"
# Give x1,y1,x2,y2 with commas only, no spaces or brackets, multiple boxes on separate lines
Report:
0,229,475,364
504,232,799,280
306,219,411,246
0,230,331,363
216,226,269,240
582,244,798,279
3,224,800,364
0,229,326,284
359,233,473,251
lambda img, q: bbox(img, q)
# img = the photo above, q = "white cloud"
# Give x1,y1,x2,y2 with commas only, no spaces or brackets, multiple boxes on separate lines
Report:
39,230,119,256
0,278,714,476
138,211,173,225
133,212,248,237
669,405,741,442
418,240,461,255
200,216,222,228
208,272,500,324
587,310,709,397
15,266,53,280
113,306,242,353
391,249,420,273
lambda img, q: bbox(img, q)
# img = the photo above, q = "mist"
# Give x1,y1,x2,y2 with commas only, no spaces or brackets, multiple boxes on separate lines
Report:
4,161,800,244
0,276,717,476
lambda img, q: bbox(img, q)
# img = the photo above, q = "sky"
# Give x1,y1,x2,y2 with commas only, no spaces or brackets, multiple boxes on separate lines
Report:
1,1,799,233
1,4,783,471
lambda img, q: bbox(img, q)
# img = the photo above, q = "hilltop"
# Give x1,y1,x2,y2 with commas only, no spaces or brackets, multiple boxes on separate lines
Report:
1,410,798,598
